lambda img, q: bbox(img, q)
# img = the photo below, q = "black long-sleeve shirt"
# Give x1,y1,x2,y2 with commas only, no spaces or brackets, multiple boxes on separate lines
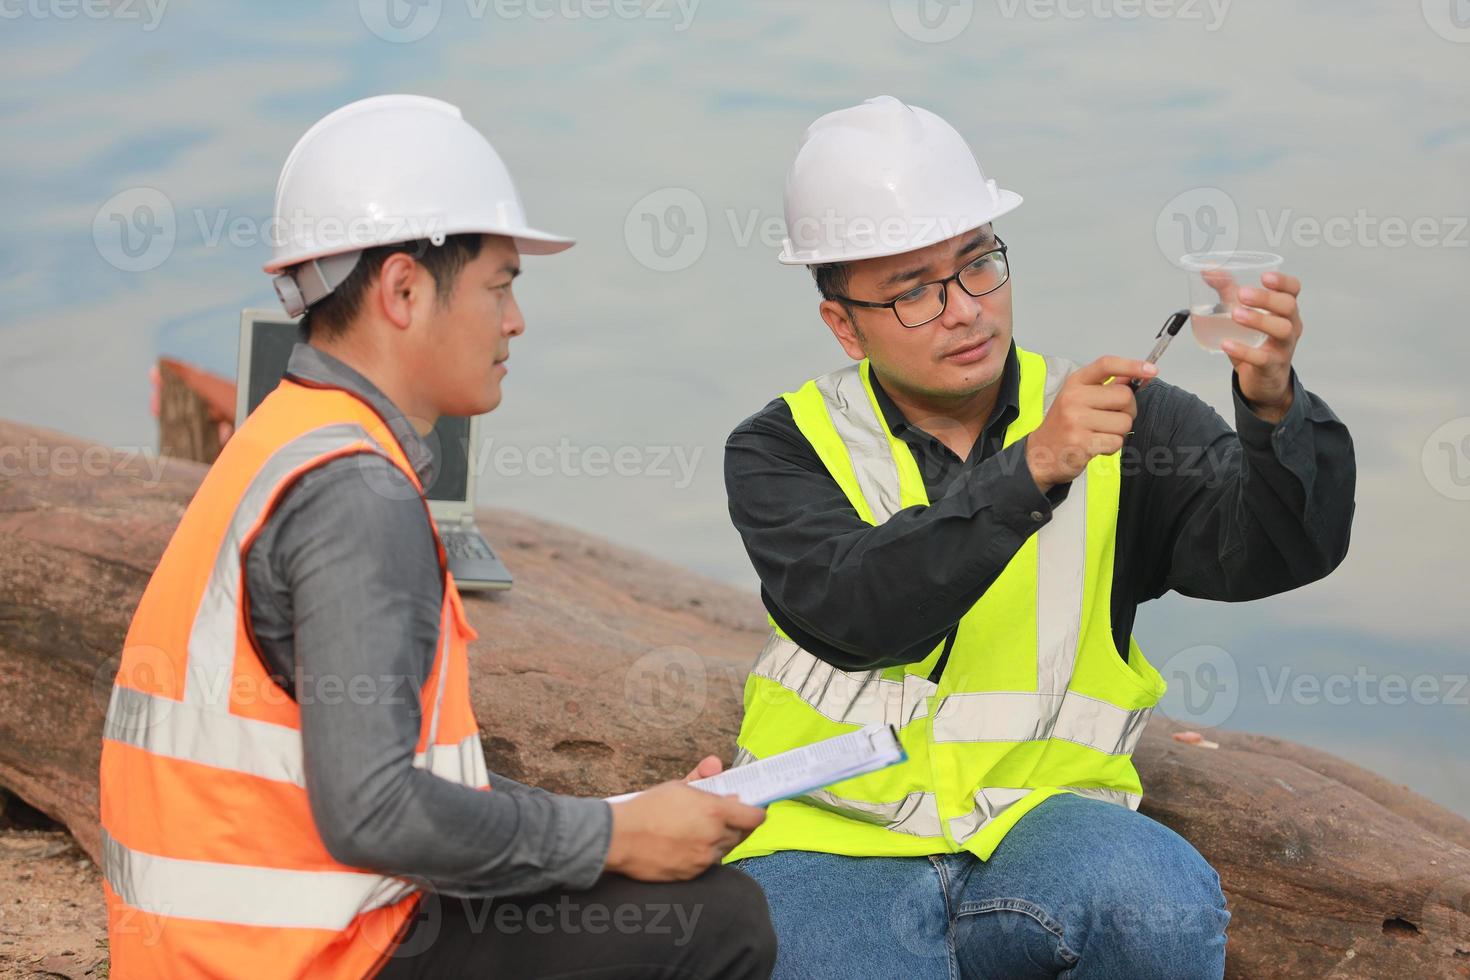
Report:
725,341,1356,671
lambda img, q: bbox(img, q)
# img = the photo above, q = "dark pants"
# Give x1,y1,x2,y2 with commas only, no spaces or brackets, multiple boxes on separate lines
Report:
375,865,776,979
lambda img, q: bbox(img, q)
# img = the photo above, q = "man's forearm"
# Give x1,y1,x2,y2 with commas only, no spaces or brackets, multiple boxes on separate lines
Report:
304,738,613,898
1161,371,1355,599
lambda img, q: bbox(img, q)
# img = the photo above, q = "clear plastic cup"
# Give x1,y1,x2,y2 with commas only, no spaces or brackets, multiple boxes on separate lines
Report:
1179,250,1284,353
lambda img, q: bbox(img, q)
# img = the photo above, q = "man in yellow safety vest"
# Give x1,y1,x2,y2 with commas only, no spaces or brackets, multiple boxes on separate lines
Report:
721,95,1355,978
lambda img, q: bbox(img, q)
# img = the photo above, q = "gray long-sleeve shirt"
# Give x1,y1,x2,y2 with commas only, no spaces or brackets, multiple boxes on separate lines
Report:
725,340,1356,671
244,342,611,898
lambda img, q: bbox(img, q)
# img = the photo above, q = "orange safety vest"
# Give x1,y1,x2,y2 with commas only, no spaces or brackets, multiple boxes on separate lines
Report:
99,376,489,979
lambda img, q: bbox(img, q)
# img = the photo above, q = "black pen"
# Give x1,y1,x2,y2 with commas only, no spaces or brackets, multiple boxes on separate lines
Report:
1129,309,1191,390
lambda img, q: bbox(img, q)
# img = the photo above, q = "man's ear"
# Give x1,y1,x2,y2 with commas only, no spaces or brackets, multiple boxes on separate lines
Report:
820,299,867,362
374,253,421,330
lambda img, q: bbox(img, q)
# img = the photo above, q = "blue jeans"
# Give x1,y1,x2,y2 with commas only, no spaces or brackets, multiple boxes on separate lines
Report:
734,792,1228,979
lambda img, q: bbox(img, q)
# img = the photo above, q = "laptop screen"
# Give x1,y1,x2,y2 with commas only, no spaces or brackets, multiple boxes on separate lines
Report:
241,317,470,503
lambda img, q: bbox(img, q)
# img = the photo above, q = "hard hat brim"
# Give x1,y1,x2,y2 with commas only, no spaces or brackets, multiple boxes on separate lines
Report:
777,189,1022,266
511,228,576,255
262,224,575,274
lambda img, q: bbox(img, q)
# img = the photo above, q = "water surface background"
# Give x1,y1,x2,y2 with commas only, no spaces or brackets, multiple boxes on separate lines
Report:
2,1,1467,813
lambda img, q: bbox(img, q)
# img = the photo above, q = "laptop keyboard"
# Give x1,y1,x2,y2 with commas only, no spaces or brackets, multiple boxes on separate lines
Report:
441,528,495,560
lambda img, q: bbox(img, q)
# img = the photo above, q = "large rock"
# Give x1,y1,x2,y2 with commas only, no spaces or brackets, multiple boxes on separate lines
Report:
0,419,767,858
1,419,1467,978
1138,716,1470,976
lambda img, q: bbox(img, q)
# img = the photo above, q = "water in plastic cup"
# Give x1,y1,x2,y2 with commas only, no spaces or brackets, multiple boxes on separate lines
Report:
1179,250,1284,353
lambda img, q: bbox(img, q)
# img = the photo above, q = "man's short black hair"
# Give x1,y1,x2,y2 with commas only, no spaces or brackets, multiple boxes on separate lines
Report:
810,261,860,334
809,261,851,304
301,233,485,342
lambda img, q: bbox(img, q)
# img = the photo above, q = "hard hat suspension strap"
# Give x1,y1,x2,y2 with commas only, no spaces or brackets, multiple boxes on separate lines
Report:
272,251,362,318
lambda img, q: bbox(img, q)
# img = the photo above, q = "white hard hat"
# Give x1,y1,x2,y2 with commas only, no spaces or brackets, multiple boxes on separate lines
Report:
264,94,573,316
779,95,1022,266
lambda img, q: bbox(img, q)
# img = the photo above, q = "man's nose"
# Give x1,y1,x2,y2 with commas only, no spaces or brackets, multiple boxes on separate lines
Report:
937,280,980,329
504,294,526,337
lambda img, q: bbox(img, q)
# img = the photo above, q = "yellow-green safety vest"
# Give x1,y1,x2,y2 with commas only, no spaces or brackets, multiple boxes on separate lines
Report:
727,346,1167,863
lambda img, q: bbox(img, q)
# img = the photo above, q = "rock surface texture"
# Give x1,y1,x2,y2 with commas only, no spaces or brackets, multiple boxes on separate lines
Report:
1,419,1467,978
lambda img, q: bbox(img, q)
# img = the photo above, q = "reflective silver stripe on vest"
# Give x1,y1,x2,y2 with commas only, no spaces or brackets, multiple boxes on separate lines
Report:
1036,356,1087,699
949,785,1142,845
798,788,945,837
947,786,1035,843
731,747,945,838
412,600,488,787
1065,785,1142,810
415,733,489,786
184,423,385,708
813,365,902,520
102,829,413,930
106,678,491,788
750,632,937,729
104,685,306,786
930,689,1150,757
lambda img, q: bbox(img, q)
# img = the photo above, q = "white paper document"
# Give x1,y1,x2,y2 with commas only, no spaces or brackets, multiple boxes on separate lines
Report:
606,725,907,808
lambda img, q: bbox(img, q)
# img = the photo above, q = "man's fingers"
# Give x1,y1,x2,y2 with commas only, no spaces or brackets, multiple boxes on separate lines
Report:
717,823,757,851
1262,270,1301,298
1229,306,1294,342
1081,381,1139,416
1201,268,1240,308
1238,285,1298,320
684,754,723,782
1074,356,1159,386
710,824,756,864
1221,339,1274,367
719,796,768,831
1083,409,1136,437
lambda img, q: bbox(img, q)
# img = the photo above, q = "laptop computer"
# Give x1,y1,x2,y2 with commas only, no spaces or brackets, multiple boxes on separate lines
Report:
235,308,514,591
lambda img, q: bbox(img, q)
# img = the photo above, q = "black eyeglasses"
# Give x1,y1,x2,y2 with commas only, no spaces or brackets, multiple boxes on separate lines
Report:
833,237,1010,328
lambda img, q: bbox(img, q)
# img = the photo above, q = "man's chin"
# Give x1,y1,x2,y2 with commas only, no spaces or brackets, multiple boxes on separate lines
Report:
462,393,501,416
440,387,501,418
477,382,504,415
933,355,1004,396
